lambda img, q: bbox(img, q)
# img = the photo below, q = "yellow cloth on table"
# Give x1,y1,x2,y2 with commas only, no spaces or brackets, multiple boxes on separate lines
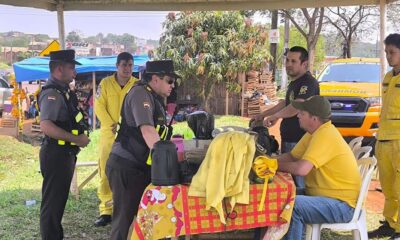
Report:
188,131,256,224
252,155,278,211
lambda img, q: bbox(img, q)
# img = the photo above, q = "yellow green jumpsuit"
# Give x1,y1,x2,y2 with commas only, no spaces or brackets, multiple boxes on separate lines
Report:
376,71,400,233
94,74,137,216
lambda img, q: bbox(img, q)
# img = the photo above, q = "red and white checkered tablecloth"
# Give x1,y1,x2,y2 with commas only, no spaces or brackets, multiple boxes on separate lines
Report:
131,172,295,240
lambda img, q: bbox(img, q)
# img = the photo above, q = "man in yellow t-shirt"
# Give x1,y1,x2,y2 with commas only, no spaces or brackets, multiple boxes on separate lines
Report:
368,33,400,239
94,52,138,227
277,96,361,239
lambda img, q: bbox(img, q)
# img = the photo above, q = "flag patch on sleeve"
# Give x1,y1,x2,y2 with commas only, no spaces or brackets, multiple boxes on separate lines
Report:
143,102,150,109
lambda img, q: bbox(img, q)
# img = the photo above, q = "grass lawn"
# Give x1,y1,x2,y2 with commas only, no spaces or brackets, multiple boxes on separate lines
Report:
0,115,387,239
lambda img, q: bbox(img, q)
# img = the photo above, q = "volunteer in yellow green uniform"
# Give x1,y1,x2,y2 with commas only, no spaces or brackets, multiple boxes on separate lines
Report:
94,52,138,227
368,33,400,239
277,96,361,239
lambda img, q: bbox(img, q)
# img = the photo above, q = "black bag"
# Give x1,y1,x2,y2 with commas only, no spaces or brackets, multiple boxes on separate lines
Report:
179,161,201,185
250,126,279,155
187,111,214,140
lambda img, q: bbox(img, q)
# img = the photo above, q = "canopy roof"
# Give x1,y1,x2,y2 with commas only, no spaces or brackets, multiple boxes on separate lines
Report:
13,55,149,82
0,0,397,11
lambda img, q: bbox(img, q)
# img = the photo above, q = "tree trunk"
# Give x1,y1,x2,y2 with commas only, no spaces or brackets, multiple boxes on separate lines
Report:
346,39,352,58
307,40,316,73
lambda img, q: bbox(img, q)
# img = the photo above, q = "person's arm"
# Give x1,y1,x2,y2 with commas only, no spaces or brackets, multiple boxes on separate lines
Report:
41,120,90,147
253,99,285,121
277,152,298,163
278,157,314,176
140,125,161,149
264,104,299,127
94,80,115,130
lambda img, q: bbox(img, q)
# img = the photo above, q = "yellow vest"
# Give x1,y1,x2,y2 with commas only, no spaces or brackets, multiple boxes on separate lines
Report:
291,121,361,207
94,74,137,136
377,71,400,140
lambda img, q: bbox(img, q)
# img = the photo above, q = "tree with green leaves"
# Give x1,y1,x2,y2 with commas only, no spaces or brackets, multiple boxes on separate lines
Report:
276,27,325,72
157,11,270,111
283,8,324,73
66,30,82,43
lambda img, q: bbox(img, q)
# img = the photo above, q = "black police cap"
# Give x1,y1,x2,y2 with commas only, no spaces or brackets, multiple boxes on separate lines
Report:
49,49,81,65
144,60,180,79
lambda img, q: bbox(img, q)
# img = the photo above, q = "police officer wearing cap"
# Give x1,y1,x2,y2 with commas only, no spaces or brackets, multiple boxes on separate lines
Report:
38,49,90,240
106,60,178,240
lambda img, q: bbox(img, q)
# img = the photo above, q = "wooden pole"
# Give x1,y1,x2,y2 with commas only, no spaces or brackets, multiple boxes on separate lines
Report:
239,72,246,117
379,0,387,81
379,0,387,106
225,90,229,115
57,3,65,50
92,72,97,130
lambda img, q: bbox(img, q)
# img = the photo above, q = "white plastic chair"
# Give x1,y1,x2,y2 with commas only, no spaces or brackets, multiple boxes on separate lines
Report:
307,157,377,240
353,146,372,160
348,137,364,155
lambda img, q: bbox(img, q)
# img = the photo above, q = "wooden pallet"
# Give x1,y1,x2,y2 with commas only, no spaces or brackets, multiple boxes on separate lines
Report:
0,118,17,128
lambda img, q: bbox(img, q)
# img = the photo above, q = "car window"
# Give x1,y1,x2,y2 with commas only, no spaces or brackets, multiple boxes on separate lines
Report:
0,78,9,88
318,63,380,83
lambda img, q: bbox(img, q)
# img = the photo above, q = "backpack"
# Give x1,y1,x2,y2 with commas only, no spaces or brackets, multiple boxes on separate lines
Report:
186,111,214,140
250,126,279,155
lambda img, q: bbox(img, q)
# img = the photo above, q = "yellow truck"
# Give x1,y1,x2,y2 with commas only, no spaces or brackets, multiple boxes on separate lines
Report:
318,58,381,142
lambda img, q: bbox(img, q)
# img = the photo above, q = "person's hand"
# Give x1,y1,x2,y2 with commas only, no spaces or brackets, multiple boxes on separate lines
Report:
264,115,279,128
111,123,117,134
75,134,90,148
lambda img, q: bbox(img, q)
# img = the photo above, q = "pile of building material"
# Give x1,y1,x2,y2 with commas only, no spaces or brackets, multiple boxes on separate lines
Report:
242,71,277,118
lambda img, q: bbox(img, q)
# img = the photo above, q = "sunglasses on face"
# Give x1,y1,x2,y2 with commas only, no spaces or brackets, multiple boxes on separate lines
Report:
159,75,175,85
166,79,175,85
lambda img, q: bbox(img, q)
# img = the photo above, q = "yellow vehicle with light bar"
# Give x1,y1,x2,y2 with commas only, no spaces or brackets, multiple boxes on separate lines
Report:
318,58,382,142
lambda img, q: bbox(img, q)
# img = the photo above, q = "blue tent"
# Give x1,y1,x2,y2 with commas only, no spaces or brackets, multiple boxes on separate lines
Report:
13,55,149,82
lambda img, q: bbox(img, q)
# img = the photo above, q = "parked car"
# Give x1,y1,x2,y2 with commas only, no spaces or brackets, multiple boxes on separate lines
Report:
0,77,13,116
318,58,382,144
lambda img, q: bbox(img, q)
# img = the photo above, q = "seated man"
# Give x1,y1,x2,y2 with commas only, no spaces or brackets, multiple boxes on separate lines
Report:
277,96,362,239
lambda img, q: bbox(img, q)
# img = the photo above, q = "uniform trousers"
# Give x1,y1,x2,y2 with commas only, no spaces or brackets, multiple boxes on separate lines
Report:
376,140,400,232
40,144,77,240
97,132,115,215
106,153,151,240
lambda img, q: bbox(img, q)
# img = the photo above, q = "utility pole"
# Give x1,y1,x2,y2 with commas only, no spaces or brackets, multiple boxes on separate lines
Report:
270,10,278,81
281,12,290,91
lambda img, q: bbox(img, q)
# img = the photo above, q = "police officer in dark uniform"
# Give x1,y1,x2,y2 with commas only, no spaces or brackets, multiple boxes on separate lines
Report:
106,60,178,240
38,49,90,240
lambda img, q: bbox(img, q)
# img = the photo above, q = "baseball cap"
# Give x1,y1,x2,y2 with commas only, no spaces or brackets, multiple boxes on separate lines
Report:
292,95,331,119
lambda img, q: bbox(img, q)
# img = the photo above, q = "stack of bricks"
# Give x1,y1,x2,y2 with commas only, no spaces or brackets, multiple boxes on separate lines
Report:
242,71,277,118
260,73,278,102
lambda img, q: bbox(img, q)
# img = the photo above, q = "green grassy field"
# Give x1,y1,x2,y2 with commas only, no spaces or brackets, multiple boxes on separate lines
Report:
0,115,387,239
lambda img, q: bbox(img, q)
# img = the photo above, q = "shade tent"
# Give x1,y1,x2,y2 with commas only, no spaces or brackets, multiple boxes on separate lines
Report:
13,55,149,83
0,0,397,11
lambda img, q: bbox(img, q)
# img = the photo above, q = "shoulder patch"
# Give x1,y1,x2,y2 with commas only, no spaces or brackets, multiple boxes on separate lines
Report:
143,102,151,109
299,85,308,95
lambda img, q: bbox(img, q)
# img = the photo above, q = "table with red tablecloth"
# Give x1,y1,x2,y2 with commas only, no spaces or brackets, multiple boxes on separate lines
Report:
131,172,295,240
